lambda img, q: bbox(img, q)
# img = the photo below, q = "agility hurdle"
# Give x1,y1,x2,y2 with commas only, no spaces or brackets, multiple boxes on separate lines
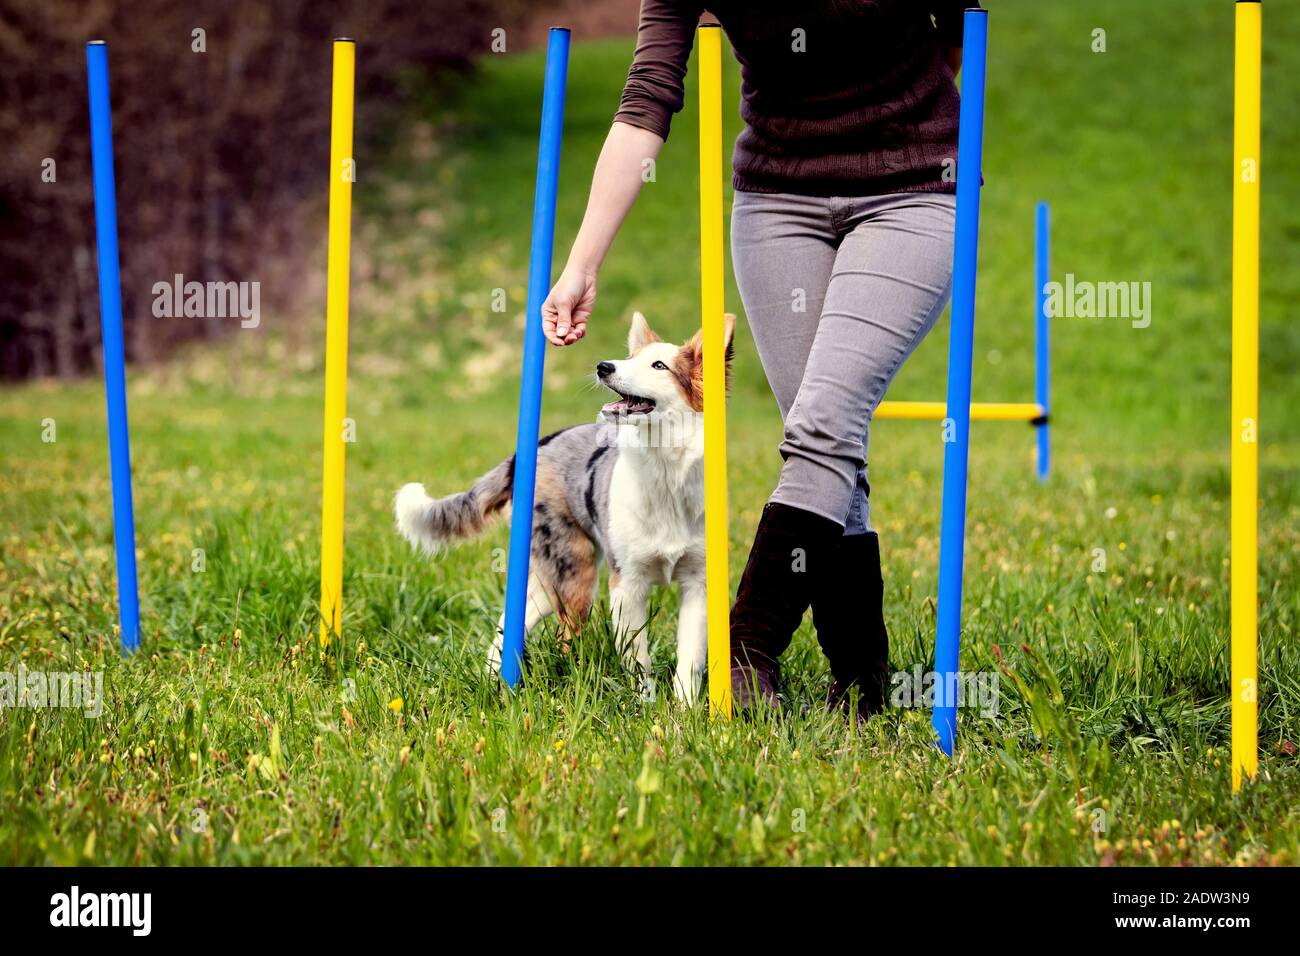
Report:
501,28,571,688
932,6,989,755
1231,0,1261,791
318,39,357,647
86,41,141,653
875,200,1051,482
698,24,732,718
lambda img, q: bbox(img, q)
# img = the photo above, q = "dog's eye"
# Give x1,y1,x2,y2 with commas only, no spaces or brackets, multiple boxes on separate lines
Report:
651,361,668,371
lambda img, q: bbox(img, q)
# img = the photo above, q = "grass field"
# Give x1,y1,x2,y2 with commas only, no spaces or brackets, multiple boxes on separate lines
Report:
2,0,1298,865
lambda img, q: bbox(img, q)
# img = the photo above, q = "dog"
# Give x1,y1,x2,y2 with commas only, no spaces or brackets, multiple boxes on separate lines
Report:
395,311,734,704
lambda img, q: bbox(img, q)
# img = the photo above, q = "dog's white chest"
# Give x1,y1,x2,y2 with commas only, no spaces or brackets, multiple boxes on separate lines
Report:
608,451,705,586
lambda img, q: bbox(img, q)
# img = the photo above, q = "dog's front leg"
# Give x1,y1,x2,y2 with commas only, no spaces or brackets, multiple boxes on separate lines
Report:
489,575,554,679
673,581,708,706
610,576,654,700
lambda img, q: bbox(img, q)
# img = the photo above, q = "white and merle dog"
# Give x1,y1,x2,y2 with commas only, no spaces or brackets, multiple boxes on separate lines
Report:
395,311,734,704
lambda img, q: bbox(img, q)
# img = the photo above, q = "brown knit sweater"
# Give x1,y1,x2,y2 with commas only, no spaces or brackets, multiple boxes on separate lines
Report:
614,1,977,197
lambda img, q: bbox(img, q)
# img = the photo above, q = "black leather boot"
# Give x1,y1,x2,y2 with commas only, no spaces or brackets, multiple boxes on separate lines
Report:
812,531,890,722
729,502,843,711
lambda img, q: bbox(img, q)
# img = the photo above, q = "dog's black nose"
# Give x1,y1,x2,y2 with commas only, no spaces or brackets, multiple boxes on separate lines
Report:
596,361,615,378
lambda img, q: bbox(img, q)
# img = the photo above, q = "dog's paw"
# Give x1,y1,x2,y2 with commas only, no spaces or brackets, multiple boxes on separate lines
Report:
672,676,700,709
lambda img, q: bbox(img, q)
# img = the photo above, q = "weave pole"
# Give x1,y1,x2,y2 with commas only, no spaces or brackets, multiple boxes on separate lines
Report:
1035,201,1051,481
1231,0,1261,792
698,24,731,718
501,28,571,688
319,39,356,647
932,7,988,755
86,41,140,653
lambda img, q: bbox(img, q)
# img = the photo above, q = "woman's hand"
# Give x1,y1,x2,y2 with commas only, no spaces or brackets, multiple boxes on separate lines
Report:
542,266,596,346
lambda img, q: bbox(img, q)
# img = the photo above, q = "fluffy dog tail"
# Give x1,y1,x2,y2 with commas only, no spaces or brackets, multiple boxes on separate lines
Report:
394,455,514,554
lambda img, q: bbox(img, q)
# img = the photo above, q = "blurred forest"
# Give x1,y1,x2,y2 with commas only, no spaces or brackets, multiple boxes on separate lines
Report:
0,0,542,380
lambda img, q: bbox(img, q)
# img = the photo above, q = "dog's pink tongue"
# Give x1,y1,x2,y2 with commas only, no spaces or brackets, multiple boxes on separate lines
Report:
603,398,628,413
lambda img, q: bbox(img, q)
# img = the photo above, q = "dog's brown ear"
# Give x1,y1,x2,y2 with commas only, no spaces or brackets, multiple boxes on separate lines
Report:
683,326,703,365
686,316,734,365
682,314,737,401
628,311,661,354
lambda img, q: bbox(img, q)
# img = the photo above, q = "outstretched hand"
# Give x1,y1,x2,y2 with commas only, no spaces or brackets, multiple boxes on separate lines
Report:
542,267,596,346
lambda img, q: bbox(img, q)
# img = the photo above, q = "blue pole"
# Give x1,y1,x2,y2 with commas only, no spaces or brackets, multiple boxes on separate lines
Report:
501,28,570,688
1035,201,1051,481
86,41,141,653
932,8,988,755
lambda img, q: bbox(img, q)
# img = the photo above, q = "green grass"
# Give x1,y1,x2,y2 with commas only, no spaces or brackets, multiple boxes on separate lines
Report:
2,0,1298,865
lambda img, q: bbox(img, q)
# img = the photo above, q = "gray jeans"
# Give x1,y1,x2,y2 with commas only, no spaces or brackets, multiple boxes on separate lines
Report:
731,190,956,535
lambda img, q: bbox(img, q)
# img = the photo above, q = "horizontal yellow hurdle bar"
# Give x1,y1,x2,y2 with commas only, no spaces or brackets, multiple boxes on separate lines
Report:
874,401,1046,423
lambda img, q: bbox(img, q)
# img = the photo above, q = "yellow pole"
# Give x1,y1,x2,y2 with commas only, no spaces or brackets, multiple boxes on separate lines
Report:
1231,1,1261,791
699,25,731,717
319,39,356,647
875,401,1045,423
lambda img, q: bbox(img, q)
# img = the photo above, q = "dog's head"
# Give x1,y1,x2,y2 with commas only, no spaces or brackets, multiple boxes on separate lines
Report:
596,311,735,423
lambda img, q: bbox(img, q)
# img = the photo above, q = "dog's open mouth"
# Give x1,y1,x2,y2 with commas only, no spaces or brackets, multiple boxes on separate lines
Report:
601,388,656,417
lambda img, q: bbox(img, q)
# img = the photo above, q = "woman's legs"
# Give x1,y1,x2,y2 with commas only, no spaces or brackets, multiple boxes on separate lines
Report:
729,192,840,703
790,193,955,715
772,192,956,530
729,190,955,708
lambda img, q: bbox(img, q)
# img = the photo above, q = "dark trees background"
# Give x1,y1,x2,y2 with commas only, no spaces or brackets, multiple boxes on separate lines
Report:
0,0,534,379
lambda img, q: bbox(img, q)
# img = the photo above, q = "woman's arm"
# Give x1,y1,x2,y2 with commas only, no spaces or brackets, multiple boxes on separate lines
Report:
543,122,665,346
543,0,703,347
